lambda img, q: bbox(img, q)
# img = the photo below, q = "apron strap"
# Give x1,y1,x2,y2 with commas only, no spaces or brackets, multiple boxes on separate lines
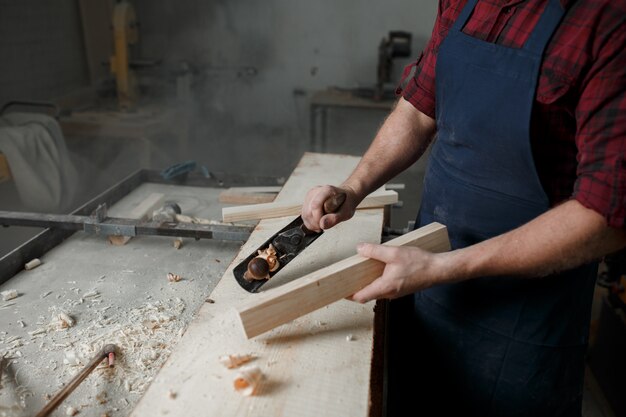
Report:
523,0,566,54
450,0,480,34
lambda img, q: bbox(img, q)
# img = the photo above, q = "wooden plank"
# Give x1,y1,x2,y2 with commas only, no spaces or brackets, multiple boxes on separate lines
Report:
224,186,283,193
222,189,398,222
237,222,450,339
130,153,386,417
107,192,165,245
219,187,280,205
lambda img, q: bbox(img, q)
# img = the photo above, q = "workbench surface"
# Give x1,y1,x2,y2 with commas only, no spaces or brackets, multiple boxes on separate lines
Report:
131,153,384,417
0,183,243,417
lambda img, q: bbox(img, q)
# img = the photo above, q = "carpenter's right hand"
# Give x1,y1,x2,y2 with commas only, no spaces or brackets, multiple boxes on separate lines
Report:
302,185,360,232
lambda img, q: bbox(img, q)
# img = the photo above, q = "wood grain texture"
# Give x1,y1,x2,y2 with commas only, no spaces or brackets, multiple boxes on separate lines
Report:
130,153,386,417
219,187,279,205
237,223,450,339
222,189,398,222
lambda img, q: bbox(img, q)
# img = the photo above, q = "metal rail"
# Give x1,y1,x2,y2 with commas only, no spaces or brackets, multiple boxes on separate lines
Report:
0,169,283,285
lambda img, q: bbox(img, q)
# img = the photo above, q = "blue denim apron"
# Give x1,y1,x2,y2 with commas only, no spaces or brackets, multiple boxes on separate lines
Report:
388,0,598,415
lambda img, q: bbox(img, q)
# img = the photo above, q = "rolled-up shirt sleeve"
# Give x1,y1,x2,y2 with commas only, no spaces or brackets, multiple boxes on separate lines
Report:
573,25,626,229
402,0,460,118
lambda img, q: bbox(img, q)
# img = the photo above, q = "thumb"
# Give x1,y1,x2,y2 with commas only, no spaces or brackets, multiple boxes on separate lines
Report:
357,243,396,263
320,212,349,230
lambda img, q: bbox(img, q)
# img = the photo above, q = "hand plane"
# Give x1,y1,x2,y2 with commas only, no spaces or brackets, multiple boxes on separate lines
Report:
233,192,346,292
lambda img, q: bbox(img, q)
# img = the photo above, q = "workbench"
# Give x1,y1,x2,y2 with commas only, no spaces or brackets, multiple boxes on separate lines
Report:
309,88,396,152
0,170,279,416
0,154,389,417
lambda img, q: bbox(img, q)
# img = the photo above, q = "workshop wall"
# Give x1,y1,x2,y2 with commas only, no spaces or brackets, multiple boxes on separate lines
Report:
133,0,438,178
0,0,89,106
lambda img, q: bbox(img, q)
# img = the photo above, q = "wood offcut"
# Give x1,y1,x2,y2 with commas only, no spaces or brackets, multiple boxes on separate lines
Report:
221,189,398,222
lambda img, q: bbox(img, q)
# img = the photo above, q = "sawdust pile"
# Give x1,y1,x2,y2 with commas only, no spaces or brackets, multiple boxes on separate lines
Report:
0,297,187,416
66,297,187,393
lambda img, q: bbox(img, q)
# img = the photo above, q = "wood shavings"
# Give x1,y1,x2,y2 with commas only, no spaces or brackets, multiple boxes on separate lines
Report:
51,312,75,330
24,258,42,270
143,320,160,330
60,298,187,398
1,289,18,301
96,391,108,404
8,339,23,349
83,290,100,298
4,296,188,415
233,365,263,396
9,351,22,358
28,328,47,337
167,272,182,282
64,350,81,366
219,353,255,369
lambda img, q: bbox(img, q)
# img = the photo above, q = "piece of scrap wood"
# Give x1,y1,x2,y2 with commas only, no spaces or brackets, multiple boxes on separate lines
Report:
108,192,165,246
236,222,450,339
222,189,398,222
219,187,282,205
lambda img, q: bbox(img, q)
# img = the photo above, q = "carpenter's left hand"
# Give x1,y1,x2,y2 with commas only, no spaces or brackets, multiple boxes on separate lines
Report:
349,243,448,303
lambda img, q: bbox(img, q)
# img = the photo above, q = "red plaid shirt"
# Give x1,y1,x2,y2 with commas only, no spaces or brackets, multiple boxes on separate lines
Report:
402,0,626,228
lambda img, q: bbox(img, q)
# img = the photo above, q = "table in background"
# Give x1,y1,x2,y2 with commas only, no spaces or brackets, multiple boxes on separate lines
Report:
309,88,395,152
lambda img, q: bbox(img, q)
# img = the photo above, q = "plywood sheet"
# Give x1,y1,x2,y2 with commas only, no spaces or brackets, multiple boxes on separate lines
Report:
131,153,385,417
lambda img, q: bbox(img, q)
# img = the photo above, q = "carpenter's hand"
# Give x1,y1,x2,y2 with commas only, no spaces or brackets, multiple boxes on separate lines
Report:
302,185,360,232
350,244,446,303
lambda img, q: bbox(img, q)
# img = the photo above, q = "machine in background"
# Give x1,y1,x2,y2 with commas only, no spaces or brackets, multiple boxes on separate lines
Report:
375,31,412,101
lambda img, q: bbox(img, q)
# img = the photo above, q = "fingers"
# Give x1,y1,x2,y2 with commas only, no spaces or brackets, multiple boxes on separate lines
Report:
357,243,397,263
302,185,352,231
350,277,393,303
320,205,352,229
302,186,327,231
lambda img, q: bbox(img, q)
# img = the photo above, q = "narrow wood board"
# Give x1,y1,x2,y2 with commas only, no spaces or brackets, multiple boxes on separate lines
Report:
131,153,385,417
222,189,398,222
219,187,280,205
238,222,450,339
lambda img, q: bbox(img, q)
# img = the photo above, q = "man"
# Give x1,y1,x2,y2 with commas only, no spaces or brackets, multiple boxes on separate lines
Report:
301,0,625,415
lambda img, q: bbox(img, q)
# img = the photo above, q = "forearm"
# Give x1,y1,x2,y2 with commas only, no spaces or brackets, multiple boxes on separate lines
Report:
443,200,626,282
342,98,436,200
